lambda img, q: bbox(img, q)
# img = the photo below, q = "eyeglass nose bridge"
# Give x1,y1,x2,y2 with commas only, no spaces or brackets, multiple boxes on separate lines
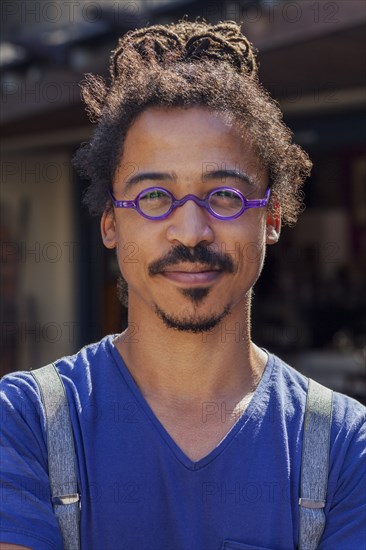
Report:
171,194,208,213
171,192,248,219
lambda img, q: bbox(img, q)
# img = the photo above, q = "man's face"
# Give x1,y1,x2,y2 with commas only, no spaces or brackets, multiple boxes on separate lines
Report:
101,106,280,333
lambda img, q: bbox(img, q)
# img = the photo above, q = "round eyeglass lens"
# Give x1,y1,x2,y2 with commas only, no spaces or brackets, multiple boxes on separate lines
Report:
209,189,243,217
138,189,173,217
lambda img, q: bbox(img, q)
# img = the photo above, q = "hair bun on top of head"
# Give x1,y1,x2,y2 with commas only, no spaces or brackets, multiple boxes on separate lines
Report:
110,20,258,82
111,26,184,81
183,30,257,77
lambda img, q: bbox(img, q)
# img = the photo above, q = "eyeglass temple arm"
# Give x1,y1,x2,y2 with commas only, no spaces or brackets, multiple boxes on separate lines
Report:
245,187,271,208
109,190,136,209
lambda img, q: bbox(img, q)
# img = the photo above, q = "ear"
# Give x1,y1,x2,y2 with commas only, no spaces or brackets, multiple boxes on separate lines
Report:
101,209,117,249
266,201,281,245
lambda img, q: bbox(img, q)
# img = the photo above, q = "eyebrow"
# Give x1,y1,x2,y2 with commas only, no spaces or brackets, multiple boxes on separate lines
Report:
124,172,175,192
123,169,256,192
203,169,256,187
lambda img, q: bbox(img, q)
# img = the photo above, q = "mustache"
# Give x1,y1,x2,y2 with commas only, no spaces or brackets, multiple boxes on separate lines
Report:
148,244,235,275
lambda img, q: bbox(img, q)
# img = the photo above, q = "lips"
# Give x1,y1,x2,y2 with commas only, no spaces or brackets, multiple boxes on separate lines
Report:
148,245,235,279
161,265,222,284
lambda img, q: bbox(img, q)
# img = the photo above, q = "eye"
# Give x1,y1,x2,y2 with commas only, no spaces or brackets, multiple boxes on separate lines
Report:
138,188,173,216
140,190,166,200
215,190,238,199
210,189,242,204
208,189,243,216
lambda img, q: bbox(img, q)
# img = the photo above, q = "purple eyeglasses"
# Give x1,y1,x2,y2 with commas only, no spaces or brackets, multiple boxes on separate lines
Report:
109,186,271,221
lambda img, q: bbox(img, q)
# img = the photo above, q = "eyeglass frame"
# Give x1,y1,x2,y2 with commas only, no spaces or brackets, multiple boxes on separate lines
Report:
108,186,271,221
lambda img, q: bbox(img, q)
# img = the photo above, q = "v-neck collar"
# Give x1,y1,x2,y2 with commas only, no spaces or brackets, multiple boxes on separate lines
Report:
107,335,274,471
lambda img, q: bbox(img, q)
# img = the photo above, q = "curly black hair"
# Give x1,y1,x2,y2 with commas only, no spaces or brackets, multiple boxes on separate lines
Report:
73,18,312,225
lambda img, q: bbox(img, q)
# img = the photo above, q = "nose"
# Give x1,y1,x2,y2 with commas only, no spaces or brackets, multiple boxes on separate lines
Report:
165,198,215,248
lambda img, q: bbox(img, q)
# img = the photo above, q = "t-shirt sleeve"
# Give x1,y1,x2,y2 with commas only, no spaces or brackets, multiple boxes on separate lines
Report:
0,372,63,549
318,402,366,549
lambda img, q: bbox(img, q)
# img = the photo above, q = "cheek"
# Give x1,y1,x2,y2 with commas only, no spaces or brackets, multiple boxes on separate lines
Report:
240,241,265,268
115,234,142,276
114,224,137,277
115,223,158,280
116,241,141,271
245,226,266,263
227,218,267,269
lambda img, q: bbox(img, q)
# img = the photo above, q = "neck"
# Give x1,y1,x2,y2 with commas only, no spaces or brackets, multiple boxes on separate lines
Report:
114,295,267,404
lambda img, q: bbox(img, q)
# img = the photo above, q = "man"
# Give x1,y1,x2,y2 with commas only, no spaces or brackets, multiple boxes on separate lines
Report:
1,19,365,550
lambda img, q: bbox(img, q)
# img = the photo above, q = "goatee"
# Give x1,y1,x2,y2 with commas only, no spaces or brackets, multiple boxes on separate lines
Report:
154,303,231,333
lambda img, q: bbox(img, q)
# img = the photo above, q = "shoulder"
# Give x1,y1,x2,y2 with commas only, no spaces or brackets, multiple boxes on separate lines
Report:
328,389,365,477
331,388,365,433
0,334,117,414
268,352,365,436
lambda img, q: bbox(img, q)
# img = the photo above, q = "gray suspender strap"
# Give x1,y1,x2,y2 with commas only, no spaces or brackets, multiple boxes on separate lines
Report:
31,363,81,550
299,378,333,550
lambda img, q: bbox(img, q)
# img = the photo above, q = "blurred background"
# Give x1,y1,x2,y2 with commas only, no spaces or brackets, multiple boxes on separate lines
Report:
1,0,365,403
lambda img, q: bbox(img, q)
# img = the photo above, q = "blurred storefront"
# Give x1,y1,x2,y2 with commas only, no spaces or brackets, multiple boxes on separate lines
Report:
1,0,365,401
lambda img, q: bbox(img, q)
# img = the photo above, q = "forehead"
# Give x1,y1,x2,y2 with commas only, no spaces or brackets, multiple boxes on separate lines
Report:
115,106,266,186
130,105,236,135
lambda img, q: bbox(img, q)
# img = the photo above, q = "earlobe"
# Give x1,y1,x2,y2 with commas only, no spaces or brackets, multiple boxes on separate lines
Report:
101,209,117,249
266,203,281,245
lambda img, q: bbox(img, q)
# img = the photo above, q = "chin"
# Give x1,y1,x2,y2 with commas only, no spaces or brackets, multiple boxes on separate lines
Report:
153,303,231,334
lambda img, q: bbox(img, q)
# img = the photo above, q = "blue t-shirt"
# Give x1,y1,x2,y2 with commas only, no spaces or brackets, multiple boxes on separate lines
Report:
1,334,365,550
